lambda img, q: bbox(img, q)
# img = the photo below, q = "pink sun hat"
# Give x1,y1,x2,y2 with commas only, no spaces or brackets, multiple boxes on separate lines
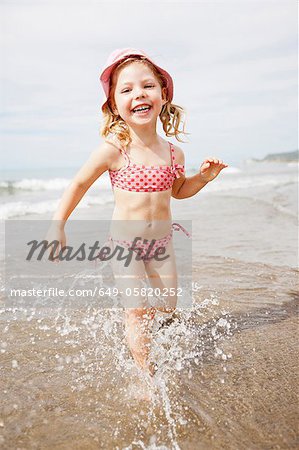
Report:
99,48,174,112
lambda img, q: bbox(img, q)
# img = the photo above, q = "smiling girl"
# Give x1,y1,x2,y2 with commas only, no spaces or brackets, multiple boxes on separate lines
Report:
51,48,228,377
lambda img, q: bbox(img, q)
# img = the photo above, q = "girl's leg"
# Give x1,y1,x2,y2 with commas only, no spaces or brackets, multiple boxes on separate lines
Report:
144,239,178,314
124,307,157,376
109,239,156,375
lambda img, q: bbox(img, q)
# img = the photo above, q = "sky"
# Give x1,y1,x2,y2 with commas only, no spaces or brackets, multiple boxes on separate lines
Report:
0,0,297,170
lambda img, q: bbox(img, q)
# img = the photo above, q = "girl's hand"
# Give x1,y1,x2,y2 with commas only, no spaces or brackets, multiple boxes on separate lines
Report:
199,157,229,183
45,222,66,262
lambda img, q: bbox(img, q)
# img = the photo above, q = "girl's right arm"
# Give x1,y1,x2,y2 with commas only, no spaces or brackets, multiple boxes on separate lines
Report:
52,140,118,224
47,141,118,257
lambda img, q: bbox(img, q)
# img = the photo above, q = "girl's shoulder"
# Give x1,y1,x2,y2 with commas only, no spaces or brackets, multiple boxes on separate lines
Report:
88,139,122,171
158,137,184,159
169,142,185,165
102,138,122,153
92,138,121,154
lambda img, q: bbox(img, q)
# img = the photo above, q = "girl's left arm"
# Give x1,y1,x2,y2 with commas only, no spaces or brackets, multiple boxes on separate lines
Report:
172,146,229,199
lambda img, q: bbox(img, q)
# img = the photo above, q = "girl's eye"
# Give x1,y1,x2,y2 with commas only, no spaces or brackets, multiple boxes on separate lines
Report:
121,85,154,93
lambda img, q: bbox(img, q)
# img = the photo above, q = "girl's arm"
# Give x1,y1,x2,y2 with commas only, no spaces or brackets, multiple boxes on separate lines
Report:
52,141,118,225
172,146,228,200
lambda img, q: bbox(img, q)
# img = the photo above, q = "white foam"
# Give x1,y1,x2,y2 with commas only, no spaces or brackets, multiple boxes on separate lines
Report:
0,178,71,191
223,166,242,174
0,193,114,219
0,174,112,192
202,172,297,193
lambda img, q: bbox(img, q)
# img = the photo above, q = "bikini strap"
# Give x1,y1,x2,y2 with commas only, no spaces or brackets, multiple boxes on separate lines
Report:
169,142,175,167
106,136,130,169
119,146,130,168
171,222,192,238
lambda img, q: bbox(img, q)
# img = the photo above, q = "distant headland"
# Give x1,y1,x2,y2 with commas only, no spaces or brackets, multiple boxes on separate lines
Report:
247,150,299,163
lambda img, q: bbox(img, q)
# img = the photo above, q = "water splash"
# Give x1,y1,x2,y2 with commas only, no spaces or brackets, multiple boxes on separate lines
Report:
1,275,236,449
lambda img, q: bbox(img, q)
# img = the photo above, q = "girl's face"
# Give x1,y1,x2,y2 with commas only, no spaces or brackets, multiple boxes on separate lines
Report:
111,62,167,127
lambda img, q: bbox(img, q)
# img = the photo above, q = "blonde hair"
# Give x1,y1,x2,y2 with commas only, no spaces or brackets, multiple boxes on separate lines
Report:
100,56,189,147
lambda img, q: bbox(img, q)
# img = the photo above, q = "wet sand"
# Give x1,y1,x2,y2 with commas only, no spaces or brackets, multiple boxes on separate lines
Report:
1,258,298,450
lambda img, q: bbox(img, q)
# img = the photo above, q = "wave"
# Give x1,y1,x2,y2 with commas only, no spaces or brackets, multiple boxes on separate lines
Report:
0,178,72,194
224,166,242,174
188,165,242,175
202,173,297,193
0,194,114,220
0,176,112,194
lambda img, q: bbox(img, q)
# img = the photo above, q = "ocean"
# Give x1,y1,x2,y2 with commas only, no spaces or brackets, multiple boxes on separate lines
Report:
0,160,298,449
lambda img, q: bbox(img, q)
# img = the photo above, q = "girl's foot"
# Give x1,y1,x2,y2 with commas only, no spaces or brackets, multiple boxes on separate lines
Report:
126,365,157,401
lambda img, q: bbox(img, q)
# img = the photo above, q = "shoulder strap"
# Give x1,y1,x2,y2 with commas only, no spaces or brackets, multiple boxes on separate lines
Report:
108,135,130,169
119,147,130,167
169,142,175,167
105,137,130,169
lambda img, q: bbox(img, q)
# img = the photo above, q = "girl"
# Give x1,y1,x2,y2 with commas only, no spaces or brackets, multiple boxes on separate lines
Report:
51,48,228,377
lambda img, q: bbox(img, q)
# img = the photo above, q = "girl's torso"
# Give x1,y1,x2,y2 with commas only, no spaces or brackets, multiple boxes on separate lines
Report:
106,138,185,238
108,139,184,221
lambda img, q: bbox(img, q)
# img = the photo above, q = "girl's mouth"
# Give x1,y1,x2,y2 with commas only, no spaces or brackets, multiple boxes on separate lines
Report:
132,105,152,115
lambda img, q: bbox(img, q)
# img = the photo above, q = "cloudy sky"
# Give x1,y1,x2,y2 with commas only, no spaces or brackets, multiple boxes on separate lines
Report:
1,0,297,169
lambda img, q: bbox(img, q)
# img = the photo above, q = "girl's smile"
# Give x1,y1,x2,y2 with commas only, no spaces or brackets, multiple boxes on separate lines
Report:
131,104,152,116
131,104,152,115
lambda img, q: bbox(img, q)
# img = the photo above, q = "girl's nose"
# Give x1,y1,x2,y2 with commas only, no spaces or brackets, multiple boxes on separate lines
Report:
134,88,146,99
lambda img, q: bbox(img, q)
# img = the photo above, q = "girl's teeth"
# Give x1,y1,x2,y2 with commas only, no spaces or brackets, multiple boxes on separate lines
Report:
133,107,150,113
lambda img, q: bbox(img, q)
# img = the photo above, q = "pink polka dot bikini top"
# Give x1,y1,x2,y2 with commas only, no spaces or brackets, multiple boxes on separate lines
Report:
109,142,185,193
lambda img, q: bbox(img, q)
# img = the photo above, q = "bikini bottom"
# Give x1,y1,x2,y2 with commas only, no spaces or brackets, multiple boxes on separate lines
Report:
102,222,191,264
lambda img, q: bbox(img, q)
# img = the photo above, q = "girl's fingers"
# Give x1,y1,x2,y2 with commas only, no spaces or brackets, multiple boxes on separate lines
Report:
201,162,210,170
208,159,228,166
204,158,229,167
